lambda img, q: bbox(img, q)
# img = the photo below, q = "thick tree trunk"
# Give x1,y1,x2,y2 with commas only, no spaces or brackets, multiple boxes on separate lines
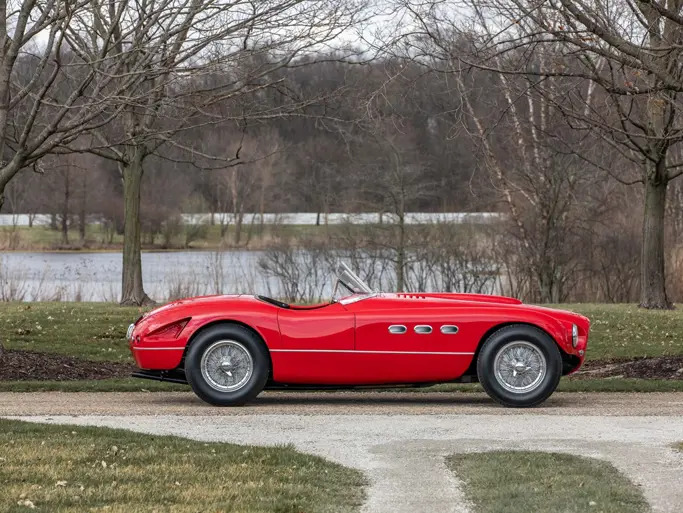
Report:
120,153,153,306
640,165,671,309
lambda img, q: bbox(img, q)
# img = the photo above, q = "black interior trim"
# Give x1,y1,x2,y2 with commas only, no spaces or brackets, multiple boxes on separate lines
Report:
256,295,333,310
256,295,291,309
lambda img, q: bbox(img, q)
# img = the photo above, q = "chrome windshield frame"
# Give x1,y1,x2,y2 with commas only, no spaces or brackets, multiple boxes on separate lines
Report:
339,292,379,305
335,262,374,295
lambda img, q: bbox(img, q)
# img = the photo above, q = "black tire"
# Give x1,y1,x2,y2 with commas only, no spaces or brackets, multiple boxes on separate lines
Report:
477,324,562,408
185,324,269,406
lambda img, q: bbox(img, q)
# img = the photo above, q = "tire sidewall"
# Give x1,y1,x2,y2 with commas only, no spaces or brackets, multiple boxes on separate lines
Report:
185,324,269,406
477,325,562,408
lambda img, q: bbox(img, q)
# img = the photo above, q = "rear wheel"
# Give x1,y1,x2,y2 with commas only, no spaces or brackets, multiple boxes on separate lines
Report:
185,324,269,406
477,325,562,408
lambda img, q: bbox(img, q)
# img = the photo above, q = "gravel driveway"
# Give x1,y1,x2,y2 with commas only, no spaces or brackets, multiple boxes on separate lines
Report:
3,391,683,513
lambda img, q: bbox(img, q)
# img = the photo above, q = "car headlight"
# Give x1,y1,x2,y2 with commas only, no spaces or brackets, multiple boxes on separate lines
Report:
572,324,579,348
127,323,135,341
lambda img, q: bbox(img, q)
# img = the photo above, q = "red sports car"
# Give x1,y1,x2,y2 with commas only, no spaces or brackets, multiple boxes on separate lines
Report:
128,263,590,407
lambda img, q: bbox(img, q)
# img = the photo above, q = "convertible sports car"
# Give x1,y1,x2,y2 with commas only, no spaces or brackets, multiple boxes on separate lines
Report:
128,263,590,407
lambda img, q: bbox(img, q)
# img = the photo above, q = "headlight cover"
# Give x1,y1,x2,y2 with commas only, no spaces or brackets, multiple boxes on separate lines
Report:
572,324,579,348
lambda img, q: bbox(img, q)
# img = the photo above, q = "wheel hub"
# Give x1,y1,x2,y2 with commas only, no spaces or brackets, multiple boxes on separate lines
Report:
219,359,233,376
493,341,547,393
200,340,254,392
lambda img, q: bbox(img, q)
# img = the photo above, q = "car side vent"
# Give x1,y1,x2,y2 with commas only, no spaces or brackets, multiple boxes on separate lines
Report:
414,325,432,334
440,325,459,334
388,325,407,334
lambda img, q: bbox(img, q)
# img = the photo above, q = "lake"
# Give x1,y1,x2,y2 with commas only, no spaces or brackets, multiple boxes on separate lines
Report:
0,251,279,302
0,250,501,302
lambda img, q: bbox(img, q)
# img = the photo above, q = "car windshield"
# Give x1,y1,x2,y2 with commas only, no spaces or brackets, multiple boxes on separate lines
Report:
334,262,374,296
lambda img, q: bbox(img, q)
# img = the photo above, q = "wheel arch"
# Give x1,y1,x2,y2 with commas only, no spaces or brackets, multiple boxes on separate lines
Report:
464,321,574,378
181,319,273,374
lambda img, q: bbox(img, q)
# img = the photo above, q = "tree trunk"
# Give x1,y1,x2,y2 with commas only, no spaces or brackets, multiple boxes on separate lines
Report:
396,214,405,292
61,215,68,245
233,211,242,245
120,153,153,306
640,164,671,309
79,173,87,244
61,171,69,245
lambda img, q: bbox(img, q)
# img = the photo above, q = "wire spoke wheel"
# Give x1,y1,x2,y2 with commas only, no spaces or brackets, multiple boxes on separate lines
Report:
493,340,547,394
200,340,254,392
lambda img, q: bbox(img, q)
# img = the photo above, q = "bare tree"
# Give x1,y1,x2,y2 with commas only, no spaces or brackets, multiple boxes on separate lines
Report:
0,0,145,212
401,0,683,308
63,0,367,305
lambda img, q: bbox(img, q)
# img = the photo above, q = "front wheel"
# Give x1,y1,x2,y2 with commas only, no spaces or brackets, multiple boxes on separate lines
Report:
185,324,270,406
477,325,562,408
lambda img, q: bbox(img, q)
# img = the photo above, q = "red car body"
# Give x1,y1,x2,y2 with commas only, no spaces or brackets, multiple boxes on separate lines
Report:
129,293,590,387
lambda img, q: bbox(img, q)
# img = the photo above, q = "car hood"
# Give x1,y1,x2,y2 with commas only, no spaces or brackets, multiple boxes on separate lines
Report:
385,292,523,305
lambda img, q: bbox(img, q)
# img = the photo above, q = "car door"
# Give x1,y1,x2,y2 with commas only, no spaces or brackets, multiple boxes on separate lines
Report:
269,302,356,384
347,295,471,383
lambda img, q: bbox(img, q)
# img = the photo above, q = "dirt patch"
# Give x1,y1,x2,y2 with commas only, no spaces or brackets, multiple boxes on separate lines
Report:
575,356,683,380
0,345,134,381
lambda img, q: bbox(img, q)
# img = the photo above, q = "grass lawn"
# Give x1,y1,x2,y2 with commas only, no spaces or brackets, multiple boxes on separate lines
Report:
0,223,424,251
3,302,683,363
0,378,186,392
4,378,683,393
447,451,648,513
1,303,143,362
1,302,683,393
554,303,683,360
0,419,365,513
425,378,683,394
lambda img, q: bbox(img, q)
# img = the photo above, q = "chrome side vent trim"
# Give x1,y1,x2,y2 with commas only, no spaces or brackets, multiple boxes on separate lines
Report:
414,325,432,334
440,325,459,334
388,325,407,334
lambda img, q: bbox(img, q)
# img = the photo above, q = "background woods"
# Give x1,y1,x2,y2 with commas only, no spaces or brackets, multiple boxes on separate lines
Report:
1,0,683,307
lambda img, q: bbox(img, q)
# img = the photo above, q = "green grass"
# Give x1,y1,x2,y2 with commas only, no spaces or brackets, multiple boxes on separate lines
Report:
4,302,683,363
2,302,683,393
554,303,683,360
0,419,365,513
0,378,186,392
447,451,649,513
3,378,683,393
0,223,414,251
1,302,143,362
423,378,683,393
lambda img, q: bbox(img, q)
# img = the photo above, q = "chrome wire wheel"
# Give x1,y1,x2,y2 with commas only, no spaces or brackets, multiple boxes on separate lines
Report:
493,340,547,394
200,340,254,392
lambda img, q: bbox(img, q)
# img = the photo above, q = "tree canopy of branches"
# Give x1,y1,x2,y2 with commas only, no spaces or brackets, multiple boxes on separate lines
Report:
63,0,368,305
392,0,683,308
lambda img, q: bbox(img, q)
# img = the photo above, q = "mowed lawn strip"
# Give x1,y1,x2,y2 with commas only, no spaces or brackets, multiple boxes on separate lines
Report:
1,303,143,362
4,378,683,393
554,304,683,360
4,302,683,363
0,378,185,392
0,419,366,513
447,451,649,513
